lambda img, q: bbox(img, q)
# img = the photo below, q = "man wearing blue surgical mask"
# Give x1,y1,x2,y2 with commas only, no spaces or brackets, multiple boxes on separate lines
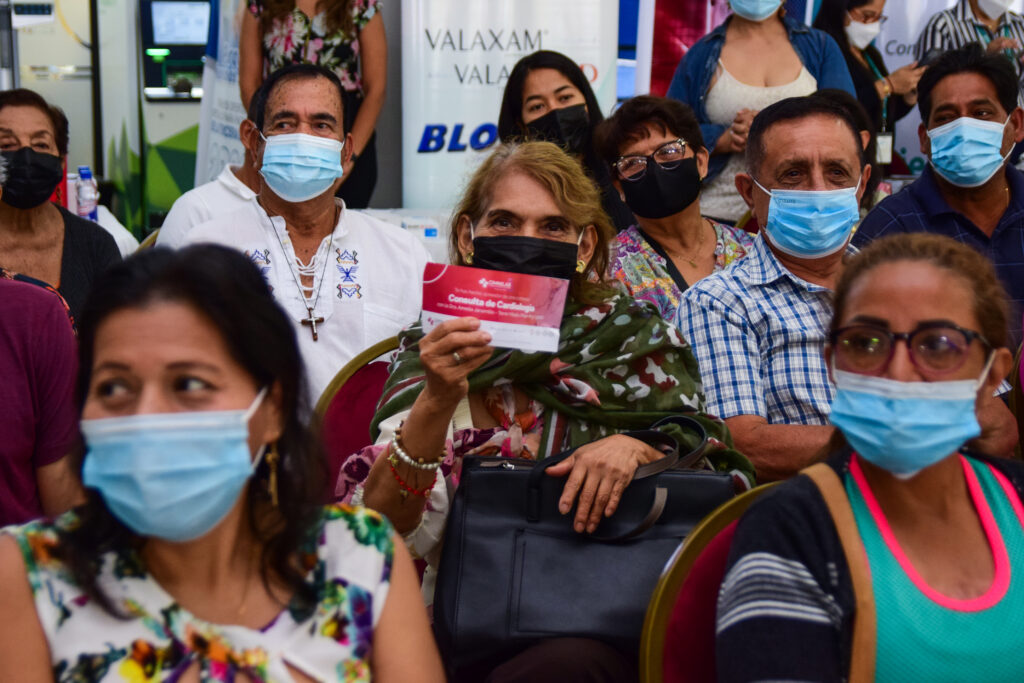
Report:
183,64,428,404
677,95,1016,481
855,46,1024,349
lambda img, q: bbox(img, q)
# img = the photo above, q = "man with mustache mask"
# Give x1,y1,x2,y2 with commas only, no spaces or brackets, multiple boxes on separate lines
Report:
595,95,754,320
0,89,120,321
677,95,1017,481
856,46,1024,347
183,64,428,404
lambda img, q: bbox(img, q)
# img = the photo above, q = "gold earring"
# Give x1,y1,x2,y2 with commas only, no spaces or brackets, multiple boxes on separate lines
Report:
466,252,474,265
266,443,280,507
576,259,586,273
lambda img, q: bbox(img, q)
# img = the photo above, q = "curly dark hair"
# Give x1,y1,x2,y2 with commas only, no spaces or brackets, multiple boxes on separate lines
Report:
60,245,327,617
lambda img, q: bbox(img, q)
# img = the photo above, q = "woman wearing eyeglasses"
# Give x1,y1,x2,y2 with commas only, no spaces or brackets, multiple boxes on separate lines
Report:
714,233,1024,681
594,96,754,320
814,0,925,139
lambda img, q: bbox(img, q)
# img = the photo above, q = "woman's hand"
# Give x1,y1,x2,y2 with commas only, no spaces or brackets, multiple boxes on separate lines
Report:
988,36,1020,55
887,62,926,96
419,317,493,407
545,434,664,534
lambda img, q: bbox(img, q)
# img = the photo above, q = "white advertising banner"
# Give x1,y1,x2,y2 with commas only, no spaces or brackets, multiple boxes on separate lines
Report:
877,0,1024,174
400,0,619,209
194,0,248,186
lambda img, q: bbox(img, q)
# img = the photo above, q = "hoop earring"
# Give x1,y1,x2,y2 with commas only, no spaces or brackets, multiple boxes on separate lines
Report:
266,442,280,507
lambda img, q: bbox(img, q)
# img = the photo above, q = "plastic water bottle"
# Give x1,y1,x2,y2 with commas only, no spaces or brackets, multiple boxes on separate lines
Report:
76,166,99,222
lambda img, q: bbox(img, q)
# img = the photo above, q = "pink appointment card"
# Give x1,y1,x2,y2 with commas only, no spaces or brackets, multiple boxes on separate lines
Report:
421,263,569,353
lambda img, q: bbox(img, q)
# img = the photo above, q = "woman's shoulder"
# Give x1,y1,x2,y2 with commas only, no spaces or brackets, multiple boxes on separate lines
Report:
317,503,395,559
1,512,77,584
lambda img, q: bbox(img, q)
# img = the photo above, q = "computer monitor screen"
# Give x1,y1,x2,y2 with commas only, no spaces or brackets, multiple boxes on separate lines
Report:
151,1,210,45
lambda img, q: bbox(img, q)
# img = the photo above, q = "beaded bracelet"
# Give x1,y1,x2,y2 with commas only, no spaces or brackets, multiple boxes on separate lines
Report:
391,423,444,470
387,453,436,498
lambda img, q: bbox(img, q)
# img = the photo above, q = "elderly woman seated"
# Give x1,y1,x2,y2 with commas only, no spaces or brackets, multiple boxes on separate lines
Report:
337,141,752,681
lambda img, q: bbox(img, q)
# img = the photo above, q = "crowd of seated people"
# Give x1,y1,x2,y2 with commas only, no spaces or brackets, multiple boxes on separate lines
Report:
7,1,1024,675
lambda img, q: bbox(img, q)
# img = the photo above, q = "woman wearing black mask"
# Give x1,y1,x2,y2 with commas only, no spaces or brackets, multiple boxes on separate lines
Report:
0,89,120,321
595,96,754,320
497,50,636,233
337,141,753,681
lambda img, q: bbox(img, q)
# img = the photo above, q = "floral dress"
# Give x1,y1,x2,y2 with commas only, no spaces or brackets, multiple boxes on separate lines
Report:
3,505,394,682
249,0,381,93
608,220,754,320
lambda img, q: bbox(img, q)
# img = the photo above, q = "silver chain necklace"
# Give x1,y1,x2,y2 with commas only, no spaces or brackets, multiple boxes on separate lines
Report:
260,203,338,341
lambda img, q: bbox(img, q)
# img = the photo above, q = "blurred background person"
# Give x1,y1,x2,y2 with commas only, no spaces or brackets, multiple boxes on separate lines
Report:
667,0,855,225
0,245,443,681
814,0,925,144
498,49,636,233
0,89,120,321
716,233,1024,681
240,0,386,208
595,95,753,320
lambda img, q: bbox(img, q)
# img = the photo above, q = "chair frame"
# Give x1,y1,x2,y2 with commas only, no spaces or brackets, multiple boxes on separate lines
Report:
638,482,779,683
137,228,160,251
313,335,400,418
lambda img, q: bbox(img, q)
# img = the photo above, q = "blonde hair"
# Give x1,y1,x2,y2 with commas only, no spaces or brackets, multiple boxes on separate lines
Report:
449,141,616,304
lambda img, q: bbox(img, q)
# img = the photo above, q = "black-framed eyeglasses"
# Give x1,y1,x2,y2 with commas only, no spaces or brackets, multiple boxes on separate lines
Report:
830,322,991,376
614,138,688,181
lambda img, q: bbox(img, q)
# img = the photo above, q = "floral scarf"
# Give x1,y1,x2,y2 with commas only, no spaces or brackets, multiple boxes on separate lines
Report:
372,294,755,483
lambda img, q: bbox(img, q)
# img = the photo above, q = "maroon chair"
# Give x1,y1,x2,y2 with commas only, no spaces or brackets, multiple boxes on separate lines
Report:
639,483,779,683
314,336,399,498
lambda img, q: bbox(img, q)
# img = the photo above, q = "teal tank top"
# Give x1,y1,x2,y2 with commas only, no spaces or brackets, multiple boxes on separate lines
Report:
845,455,1024,681
843,450,1024,679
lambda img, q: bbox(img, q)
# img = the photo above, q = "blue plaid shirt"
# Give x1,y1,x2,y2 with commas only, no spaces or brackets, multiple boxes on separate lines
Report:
675,234,845,426
854,165,1024,347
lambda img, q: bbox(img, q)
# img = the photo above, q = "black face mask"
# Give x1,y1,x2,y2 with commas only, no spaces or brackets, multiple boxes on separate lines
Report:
471,235,579,280
1,147,64,210
524,104,590,156
620,156,702,220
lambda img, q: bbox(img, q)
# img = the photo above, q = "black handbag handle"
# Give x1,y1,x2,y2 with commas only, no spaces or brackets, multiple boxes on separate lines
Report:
525,421,708,529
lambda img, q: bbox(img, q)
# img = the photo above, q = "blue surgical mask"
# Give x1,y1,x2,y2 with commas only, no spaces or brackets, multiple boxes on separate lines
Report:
259,132,344,202
829,357,993,479
81,389,268,542
928,116,1011,188
730,0,782,21
753,177,861,259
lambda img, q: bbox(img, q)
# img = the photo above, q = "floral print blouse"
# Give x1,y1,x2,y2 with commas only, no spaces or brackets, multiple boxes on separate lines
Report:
249,0,381,93
608,221,754,320
4,505,393,682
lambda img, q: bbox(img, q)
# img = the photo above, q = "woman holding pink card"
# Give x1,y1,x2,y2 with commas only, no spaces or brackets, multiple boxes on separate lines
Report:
336,141,753,681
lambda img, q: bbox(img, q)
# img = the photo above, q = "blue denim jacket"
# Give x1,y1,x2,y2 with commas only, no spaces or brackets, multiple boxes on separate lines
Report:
666,14,855,183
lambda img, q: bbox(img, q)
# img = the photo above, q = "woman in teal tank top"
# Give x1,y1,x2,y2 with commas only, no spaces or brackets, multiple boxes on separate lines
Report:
715,233,1024,681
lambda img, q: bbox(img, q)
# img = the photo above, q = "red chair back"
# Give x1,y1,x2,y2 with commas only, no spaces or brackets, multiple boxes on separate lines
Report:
663,520,738,683
320,360,392,494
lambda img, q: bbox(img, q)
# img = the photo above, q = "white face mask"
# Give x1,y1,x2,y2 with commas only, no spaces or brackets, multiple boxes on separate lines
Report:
844,15,881,50
979,0,1014,20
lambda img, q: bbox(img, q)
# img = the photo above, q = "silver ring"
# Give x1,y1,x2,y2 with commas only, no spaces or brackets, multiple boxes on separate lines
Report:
452,350,463,364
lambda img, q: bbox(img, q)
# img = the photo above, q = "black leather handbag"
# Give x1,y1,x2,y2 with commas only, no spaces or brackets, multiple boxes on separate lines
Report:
432,417,736,673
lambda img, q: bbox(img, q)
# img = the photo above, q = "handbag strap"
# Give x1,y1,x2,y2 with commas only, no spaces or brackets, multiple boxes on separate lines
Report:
803,463,876,683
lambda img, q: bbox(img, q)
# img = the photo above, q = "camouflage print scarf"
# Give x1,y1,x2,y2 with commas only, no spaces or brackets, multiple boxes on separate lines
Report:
372,294,754,483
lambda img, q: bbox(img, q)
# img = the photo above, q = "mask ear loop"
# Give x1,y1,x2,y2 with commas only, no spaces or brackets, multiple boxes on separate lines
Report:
975,351,997,391
575,226,588,273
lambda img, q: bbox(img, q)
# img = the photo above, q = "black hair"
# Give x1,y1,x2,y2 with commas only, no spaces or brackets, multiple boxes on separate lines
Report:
0,88,69,156
811,88,879,209
593,95,705,167
812,0,872,57
248,63,347,133
61,245,325,617
746,96,865,178
917,44,1019,124
497,50,605,142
